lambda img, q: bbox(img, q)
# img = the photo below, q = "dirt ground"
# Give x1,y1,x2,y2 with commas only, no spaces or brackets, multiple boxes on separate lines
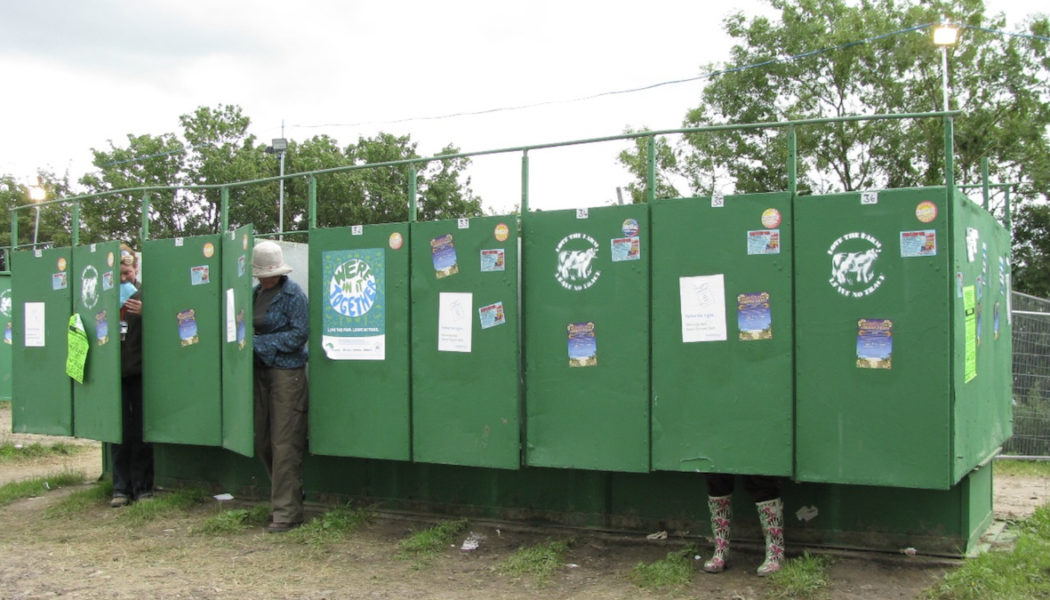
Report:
0,404,1045,600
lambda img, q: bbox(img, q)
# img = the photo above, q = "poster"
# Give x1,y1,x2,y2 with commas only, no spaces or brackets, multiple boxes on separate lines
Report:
680,274,727,343
438,292,472,353
964,285,977,382
737,292,772,340
321,248,386,360
24,302,45,347
856,318,892,369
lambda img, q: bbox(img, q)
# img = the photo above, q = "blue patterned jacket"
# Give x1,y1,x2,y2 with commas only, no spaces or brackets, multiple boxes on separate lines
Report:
253,277,309,369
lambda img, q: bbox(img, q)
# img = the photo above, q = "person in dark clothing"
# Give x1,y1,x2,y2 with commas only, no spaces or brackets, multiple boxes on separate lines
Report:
251,241,309,533
110,244,153,507
702,474,784,575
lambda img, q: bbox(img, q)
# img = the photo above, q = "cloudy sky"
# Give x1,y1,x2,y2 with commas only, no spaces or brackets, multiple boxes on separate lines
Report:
0,1,1044,217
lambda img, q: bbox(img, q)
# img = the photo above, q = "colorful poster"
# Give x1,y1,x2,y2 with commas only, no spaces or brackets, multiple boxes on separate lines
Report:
900,230,937,257
95,310,109,346
994,302,1001,340
611,236,641,262
438,292,472,353
680,274,727,343
747,230,780,255
568,322,597,367
178,309,199,346
480,249,505,272
322,248,386,360
737,292,772,341
479,302,506,329
190,265,210,286
964,285,977,382
856,318,893,369
431,233,459,278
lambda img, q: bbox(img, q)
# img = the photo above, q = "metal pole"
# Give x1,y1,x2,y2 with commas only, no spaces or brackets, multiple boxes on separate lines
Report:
521,150,529,214
278,150,286,240
409,164,418,223
32,205,40,247
646,136,656,204
941,45,950,113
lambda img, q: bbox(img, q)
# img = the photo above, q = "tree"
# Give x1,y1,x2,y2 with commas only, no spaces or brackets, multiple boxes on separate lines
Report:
1013,203,1050,297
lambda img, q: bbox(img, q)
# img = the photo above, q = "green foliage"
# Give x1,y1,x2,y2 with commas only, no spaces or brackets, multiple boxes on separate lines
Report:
0,441,79,462
45,481,111,519
994,459,1050,479
767,552,833,599
0,470,86,507
627,545,695,589
194,504,271,535
283,502,372,547
495,539,570,583
118,488,208,524
925,534,1050,599
1012,203,1050,297
396,518,469,563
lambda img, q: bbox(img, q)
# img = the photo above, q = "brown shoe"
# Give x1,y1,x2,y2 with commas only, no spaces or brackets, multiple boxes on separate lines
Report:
266,521,302,534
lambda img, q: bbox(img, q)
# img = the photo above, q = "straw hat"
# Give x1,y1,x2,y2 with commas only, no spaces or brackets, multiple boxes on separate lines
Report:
252,241,292,278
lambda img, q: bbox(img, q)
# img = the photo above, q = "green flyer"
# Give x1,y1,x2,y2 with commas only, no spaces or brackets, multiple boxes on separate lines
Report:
66,313,88,383
964,285,976,382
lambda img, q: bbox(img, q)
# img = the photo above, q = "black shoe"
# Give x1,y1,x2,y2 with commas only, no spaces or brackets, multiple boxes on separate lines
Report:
266,521,303,534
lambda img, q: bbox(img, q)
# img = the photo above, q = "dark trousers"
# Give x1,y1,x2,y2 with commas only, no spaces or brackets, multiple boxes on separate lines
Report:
706,473,781,503
254,365,308,524
111,374,154,499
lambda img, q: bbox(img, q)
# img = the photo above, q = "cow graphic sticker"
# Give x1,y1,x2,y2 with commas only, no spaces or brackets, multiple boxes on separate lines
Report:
827,232,886,298
555,233,601,291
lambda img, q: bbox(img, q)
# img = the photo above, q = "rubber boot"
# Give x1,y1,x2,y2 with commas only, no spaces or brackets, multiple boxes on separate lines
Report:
756,497,785,576
703,495,733,573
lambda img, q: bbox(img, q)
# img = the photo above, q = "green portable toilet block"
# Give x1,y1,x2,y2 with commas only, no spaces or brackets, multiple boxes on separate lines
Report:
794,188,1011,489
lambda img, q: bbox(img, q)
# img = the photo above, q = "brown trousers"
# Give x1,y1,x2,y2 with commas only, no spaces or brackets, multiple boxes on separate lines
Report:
254,365,308,524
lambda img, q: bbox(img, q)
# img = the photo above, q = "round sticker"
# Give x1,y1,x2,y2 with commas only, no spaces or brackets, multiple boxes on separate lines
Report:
916,201,938,223
761,208,782,229
202,242,215,258
57,257,67,272
389,232,403,250
494,223,509,242
107,251,115,267
622,218,639,237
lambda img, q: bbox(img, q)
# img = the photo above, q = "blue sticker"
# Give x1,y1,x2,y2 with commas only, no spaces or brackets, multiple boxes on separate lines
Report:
737,292,772,341
479,302,506,329
611,237,640,262
95,311,109,346
178,309,199,346
52,272,67,290
747,230,781,255
900,230,937,257
190,265,210,286
480,249,505,272
857,318,892,369
568,321,597,367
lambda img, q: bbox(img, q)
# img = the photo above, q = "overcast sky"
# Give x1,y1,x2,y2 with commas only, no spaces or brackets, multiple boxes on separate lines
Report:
0,0,1044,217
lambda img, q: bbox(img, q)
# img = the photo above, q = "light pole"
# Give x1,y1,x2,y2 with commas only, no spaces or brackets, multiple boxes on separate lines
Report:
933,20,960,112
28,182,46,248
270,137,288,240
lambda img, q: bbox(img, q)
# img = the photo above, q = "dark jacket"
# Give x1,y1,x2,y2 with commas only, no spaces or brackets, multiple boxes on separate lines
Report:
120,283,143,378
253,277,309,369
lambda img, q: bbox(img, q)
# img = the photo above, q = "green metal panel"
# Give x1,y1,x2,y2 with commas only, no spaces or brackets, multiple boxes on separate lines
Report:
0,274,12,400
10,248,73,435
309,223,411,460
142,235,223,446
951,191,1012,481
795,188,952,489
72,242,123,443
410,216,521,469
221,226,255,457
523,205,650,472
651,193,793,476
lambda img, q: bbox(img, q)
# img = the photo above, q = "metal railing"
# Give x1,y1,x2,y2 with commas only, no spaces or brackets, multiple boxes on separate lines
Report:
1004,291,1050,459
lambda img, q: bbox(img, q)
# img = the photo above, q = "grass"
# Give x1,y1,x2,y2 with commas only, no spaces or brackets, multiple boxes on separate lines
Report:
628,545,696,590
0,470,87,507
766,552,833,599
194,504,271,535
0,441,80,462
925,504,1050,600
396,518,469,564
994,458,1050,478
117,487,209,524
496,539,570,583
45,481,112,519
284,502,372,547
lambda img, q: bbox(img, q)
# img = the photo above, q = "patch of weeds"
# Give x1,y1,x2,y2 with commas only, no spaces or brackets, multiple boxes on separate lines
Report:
0,470,86,507
118,488,208,524
994,459,1050,479
195,504,271,535
396,518,469,565
766,552,833,600
0,441,80,462
925,505,1050,600
284,502,372,547
496,539,570,583
628,544,695,590
45,481,112,519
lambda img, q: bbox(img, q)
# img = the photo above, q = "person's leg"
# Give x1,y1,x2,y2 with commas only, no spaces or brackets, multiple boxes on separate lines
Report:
267,367,308,528
703,474,735,573
122,375,154,500
744,476,784,576
110,380,136,507
253,367,274,479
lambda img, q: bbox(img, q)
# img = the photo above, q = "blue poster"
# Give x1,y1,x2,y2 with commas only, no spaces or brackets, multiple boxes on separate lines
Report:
737,292,772,341
322,248,386,360
856,318,892,369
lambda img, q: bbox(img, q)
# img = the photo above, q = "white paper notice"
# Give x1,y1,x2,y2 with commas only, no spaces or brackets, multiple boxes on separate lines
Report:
24,302,45,347
225,288,236,343
438,292,472,352
680,275,727,343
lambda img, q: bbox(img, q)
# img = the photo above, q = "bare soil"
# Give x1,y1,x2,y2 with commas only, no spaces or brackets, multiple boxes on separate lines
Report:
0,403,1044,600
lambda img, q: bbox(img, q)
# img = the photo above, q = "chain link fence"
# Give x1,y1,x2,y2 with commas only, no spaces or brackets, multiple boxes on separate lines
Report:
1005,291,1050,458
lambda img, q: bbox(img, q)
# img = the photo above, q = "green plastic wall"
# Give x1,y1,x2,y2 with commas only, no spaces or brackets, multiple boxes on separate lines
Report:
11,248,73,435
309,224,411,460
221,227,255,457
0,274,12,401
72,242,123,443
142,235,223,446
522,205,650,472
410,216,521,469
795,188,1011,490
651,193,793,476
